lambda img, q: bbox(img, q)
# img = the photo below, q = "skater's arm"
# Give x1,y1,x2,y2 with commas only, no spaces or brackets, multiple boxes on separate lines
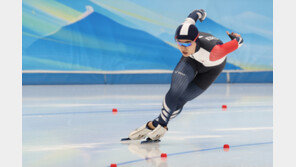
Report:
209,31,244,61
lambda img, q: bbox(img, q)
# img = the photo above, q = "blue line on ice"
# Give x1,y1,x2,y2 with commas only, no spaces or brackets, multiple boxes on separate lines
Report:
110,141,273,166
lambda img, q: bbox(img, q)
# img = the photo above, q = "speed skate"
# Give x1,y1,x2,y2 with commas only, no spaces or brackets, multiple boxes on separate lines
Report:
121,137,161,144
121,123,167,144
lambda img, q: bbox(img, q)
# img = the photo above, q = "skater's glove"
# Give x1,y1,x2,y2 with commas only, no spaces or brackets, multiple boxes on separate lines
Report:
188,9,207,22
226,31,244,47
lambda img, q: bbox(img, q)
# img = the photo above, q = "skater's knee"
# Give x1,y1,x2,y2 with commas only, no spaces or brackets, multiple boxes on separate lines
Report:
167,87,182,98
166,87,184,104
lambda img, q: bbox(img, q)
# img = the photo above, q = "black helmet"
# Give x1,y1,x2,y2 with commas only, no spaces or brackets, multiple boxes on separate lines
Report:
175,23,199,41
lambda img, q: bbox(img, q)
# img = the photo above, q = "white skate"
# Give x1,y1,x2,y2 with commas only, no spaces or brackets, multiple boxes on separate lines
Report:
121,123,152,142
141,125,168,144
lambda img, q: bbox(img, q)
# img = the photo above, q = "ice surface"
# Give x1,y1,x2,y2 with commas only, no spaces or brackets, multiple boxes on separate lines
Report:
23,84,272,167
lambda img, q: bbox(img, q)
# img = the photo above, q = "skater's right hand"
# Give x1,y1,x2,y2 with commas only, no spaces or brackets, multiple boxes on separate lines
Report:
188,9,207,22
226,31,244,47
226,31,241,40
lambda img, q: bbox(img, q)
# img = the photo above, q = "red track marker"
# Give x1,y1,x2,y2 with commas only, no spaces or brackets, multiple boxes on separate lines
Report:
161,153,167,158
222,105,227,110
223,144,230,152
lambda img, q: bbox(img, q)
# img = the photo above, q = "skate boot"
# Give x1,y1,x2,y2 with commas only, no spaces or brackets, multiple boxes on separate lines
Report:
141,125,168,144
121,122,153,141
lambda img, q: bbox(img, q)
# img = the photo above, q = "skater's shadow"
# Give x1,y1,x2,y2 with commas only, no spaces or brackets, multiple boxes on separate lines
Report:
126,143,168,167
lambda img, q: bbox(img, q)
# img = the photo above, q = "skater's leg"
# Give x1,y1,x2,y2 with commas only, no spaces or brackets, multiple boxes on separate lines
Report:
171,59,227,116
152,82,205,125
170,82,205,119
122,56,197,141
152,59,226,127
152,57,197,127
145,83,204,141
141,60,225,142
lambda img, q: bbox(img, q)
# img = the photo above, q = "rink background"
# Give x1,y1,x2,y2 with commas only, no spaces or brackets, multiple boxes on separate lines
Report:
2,0,296,167
22,0,273,85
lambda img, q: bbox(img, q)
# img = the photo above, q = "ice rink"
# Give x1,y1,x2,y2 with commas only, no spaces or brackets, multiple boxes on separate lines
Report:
23,84,273,167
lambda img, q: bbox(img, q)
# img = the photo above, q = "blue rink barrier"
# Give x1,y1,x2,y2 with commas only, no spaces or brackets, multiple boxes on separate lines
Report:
22,70,273,85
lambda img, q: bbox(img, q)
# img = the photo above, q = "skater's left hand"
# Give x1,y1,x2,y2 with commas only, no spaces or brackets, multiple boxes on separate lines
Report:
226,31,241,40
188,9,207,22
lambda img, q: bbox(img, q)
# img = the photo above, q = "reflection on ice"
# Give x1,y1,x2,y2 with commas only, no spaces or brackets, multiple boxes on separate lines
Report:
126,143,168,167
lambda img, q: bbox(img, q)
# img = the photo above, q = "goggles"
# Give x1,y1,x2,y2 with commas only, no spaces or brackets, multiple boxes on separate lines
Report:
176,34,199,47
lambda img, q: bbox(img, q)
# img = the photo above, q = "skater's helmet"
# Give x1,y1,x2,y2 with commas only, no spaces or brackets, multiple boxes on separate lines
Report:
175,23,199,41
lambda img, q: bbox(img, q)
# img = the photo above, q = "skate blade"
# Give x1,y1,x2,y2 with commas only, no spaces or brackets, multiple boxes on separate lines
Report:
121,137,131,141
120,137,141,144
141,138,161,144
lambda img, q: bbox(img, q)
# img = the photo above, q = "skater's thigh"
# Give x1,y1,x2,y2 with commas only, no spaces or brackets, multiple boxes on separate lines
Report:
194,60,226,90
179,81,205,102
171,57,198,89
